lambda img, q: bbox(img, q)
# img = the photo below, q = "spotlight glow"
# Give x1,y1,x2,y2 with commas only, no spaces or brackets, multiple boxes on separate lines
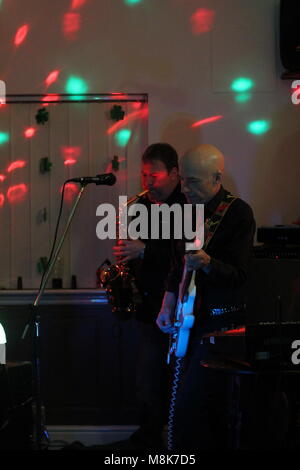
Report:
71,0,87,9
63,13,81,40
0,193,4,207
231,77,254,93
115,129,132,147
14,24,29,47
7,184,28,204
45,70,60,88
190,8,215,35
24,127,36,138
192,115,223,128
7,160,27,173
124,0,142,5
65,76,88,98
247,120,271,135
0,132,9,145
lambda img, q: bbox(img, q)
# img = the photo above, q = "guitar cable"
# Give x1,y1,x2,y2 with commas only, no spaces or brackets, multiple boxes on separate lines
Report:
167,356,184,451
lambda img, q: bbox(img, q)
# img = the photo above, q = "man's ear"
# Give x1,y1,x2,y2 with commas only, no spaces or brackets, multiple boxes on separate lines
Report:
170,167,179,180
214,171,222,184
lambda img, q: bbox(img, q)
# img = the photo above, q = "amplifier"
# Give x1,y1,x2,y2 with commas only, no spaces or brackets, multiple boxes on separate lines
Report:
257,225,300,245
246,322,300,371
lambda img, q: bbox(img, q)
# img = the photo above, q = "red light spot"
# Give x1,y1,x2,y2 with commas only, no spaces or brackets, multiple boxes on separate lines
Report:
7,160,27,173
0,193,5,207
7,184,28,204
63,13,81,40
64,158,77,166
45,70,60,88
62,183,79,203
190,8,215,35
24,127,36,138
192,115,223,128
107,107,148,135
0,174,6,182
61,146,82,161
131,102,142,110
14,24,29,46
71,0,87,9
42,94,60,106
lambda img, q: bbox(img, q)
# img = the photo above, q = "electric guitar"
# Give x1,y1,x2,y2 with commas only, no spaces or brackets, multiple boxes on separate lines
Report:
167,261,197,363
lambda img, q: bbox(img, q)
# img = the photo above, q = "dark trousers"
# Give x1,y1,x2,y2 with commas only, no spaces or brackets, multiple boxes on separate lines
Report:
172,340,241,451
131,321,170,445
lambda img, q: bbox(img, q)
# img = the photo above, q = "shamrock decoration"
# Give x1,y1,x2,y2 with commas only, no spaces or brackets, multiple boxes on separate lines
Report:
39,157,52,174
35,107,49,125
110,105,125,121
111,155,119,171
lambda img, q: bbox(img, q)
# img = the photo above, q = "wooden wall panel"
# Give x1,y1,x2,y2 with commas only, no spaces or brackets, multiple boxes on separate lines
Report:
10,105,31,288
0,97,148,289
0,105,11,288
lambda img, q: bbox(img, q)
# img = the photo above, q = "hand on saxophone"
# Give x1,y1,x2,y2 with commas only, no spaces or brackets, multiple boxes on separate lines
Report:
113,239,145,262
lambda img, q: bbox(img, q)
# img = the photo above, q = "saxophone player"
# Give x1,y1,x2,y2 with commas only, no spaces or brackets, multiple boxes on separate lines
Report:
111,143,187,450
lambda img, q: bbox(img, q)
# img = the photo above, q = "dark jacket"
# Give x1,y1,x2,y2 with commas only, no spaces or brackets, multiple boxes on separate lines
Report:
130,183,187,322
166,186,256,332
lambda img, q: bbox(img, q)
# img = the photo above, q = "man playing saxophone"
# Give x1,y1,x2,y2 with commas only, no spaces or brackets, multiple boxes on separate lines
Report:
110,142,186,450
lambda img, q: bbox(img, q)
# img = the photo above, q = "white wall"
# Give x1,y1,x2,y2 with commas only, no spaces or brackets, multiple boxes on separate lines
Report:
0,0,299,227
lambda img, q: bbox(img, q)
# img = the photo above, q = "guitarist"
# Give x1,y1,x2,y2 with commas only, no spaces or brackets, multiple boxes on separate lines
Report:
156,144,255,450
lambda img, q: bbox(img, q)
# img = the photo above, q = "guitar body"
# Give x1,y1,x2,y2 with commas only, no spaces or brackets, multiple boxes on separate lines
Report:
168,266,196,361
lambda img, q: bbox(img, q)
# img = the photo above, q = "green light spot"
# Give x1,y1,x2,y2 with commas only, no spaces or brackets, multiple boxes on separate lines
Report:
231,77,254,93
115,129,132,147
235,92,251,103
0,132,9,145
65,76,88,99
124,0,142,5
247,120,271,135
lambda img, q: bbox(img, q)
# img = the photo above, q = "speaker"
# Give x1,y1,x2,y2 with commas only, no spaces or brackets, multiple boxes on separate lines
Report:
280,0,300,72
246,258,300,323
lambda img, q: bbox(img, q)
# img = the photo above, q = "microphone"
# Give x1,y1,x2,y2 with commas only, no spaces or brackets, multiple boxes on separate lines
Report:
67,173,116,186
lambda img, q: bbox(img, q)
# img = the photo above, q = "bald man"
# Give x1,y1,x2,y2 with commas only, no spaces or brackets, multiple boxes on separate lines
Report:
157,144,256,450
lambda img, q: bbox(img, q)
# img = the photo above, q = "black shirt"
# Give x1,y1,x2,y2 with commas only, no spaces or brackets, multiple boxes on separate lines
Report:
166,186,256,331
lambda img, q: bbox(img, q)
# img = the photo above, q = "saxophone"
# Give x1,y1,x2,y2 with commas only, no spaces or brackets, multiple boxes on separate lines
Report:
97,189,149,318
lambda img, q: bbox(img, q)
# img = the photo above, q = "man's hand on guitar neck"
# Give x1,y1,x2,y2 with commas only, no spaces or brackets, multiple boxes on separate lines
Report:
185,249,211,273
156,291,177,334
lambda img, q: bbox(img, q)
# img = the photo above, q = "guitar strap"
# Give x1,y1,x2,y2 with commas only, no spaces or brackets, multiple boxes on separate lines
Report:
202,193,237,251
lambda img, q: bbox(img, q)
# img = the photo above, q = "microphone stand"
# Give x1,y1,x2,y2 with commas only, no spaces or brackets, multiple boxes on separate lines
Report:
22,182,88,450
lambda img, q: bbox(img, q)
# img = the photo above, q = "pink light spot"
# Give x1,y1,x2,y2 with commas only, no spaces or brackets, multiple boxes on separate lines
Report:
42,94,60,106
190,8,215,35
61,146,82,161
45,70,60,88
24,127,36,138
62,182,79,203
0,174,6,182
7,160,27,173
0,194,4,207
64,158,77,166
14,24,29,46
71,0,87,9
107,107,148,135
7,184,28,204
63,13,81,40
191,115,223,128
